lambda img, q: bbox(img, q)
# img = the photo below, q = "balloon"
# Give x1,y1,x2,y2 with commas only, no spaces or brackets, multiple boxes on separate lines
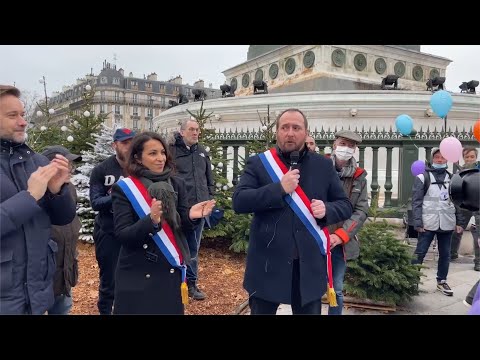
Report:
411,160,425,177
439,137,462,163
430,90,453,118
473,120,480,142
395,114,414,136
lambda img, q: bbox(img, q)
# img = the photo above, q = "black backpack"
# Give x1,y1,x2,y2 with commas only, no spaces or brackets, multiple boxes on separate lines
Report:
421,169,453,195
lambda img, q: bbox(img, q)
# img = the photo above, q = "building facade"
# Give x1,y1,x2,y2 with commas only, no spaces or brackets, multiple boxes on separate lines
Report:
36,60,222,130
223,45,451,96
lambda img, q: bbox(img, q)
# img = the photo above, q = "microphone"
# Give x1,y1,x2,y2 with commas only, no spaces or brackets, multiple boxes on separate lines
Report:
290,151,300,171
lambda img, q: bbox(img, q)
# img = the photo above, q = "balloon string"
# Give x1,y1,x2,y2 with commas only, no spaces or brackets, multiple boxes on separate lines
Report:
408,136,419,149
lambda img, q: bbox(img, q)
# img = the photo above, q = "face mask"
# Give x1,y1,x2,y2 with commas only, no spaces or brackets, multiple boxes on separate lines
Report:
335,146,355,161
432,163,447,169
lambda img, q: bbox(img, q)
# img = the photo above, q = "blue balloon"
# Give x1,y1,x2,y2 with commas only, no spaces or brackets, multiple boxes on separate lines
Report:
430,90,453,118
395,114,414,136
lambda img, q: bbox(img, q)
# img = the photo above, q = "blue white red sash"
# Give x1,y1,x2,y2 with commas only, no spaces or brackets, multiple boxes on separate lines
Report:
258,148,329,255
117,177,187,282
258,148,337,305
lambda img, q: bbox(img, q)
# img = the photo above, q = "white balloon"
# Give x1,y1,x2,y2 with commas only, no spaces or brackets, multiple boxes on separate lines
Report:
261,125,268,131
216,182,222,188
211,164,214,170
61,126,68,132
36,110,43,117
83,111,90,117
222,185,228,191
40,126,47,131
67,136,74,142
85,84,92,91
217,162,223,168
205,146,210,152
48,108,55,114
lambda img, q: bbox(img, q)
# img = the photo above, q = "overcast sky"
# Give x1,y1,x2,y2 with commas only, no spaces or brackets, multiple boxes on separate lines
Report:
1,45,479,97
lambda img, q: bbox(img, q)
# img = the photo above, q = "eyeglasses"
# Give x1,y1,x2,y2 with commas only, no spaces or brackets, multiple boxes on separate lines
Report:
187,128,200,133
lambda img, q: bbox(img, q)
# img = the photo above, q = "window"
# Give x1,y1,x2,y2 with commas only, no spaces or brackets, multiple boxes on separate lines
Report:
114,92,120,101
133,106,138,116
113,77,120,85
101,76,108,84
133,119,138,129
133,93,138,104
147,108,153,117
149,119,153,131
161,97,166,107
115,105,120,115
101,91,105,100
100,104,105,113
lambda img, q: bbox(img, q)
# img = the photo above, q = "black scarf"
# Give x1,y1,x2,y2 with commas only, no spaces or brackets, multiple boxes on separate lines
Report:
138,166,190,263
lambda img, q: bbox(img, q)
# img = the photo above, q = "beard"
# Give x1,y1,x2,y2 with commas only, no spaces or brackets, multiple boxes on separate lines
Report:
116,150,126,162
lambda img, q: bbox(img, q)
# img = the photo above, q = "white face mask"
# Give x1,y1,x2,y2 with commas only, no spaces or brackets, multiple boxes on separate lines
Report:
335,146,355,161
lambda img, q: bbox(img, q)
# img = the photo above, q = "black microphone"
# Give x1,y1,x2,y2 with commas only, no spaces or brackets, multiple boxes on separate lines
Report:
290,151,300,171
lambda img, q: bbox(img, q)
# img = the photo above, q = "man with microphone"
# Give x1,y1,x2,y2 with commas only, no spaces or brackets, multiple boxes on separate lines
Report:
233,108,352,315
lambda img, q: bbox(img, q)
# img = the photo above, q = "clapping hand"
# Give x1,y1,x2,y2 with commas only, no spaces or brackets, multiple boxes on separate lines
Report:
189,199,216,220
47,154,71,194
27,164,59,201
150,198,163,225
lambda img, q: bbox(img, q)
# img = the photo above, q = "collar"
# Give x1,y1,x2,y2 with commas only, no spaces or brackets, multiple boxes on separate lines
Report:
0,139,27,154
275,145,308,167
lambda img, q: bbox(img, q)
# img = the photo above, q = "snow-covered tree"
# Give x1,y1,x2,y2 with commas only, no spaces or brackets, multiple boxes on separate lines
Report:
71,123,115,243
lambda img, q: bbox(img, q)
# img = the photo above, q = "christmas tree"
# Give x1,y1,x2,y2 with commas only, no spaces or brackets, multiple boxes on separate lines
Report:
71,123,115,243
65,85,106,154
27,84,105,154
231,105,277,252
344,201,422,305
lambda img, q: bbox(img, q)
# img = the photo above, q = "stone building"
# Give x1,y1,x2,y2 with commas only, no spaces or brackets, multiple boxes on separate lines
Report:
35,60,221,131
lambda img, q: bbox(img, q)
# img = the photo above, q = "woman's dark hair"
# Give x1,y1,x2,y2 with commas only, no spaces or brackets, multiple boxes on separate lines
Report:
126,131,174,177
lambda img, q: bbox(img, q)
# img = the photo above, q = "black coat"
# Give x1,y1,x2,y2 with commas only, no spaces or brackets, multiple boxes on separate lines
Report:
50,183,81,297
111,176,195,314
170,133,214,207
233,149,353,306
0,140,76,314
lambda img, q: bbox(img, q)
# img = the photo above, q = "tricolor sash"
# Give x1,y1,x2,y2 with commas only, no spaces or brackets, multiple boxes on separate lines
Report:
117,176,189,304
258,148,337,306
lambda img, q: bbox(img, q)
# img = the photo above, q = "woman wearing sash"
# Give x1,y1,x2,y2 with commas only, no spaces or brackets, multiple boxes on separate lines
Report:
111,132,215,314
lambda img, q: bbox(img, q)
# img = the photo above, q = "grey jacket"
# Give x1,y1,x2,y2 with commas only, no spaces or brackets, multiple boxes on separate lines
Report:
327,160,369,260
0,140,76,314
50,183,81,297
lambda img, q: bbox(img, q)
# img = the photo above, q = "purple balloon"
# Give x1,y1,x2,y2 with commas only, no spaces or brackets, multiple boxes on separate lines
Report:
411,160,425,177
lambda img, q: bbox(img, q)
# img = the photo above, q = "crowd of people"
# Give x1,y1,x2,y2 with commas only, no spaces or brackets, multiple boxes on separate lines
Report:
1,84,478,315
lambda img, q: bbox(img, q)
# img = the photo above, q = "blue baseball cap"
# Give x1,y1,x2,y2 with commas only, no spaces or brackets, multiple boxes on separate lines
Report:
113,128,136,142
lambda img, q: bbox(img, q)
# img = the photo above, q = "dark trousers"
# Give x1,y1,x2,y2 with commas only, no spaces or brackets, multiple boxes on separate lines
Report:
93,226,121,315
249,260,322,315
412,230,453,282
186,218,205,287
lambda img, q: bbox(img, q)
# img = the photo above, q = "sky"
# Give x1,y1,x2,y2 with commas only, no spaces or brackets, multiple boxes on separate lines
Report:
1,45,479,98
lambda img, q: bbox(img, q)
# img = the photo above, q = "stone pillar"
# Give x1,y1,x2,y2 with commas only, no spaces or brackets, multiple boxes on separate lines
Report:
398,142,419,206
